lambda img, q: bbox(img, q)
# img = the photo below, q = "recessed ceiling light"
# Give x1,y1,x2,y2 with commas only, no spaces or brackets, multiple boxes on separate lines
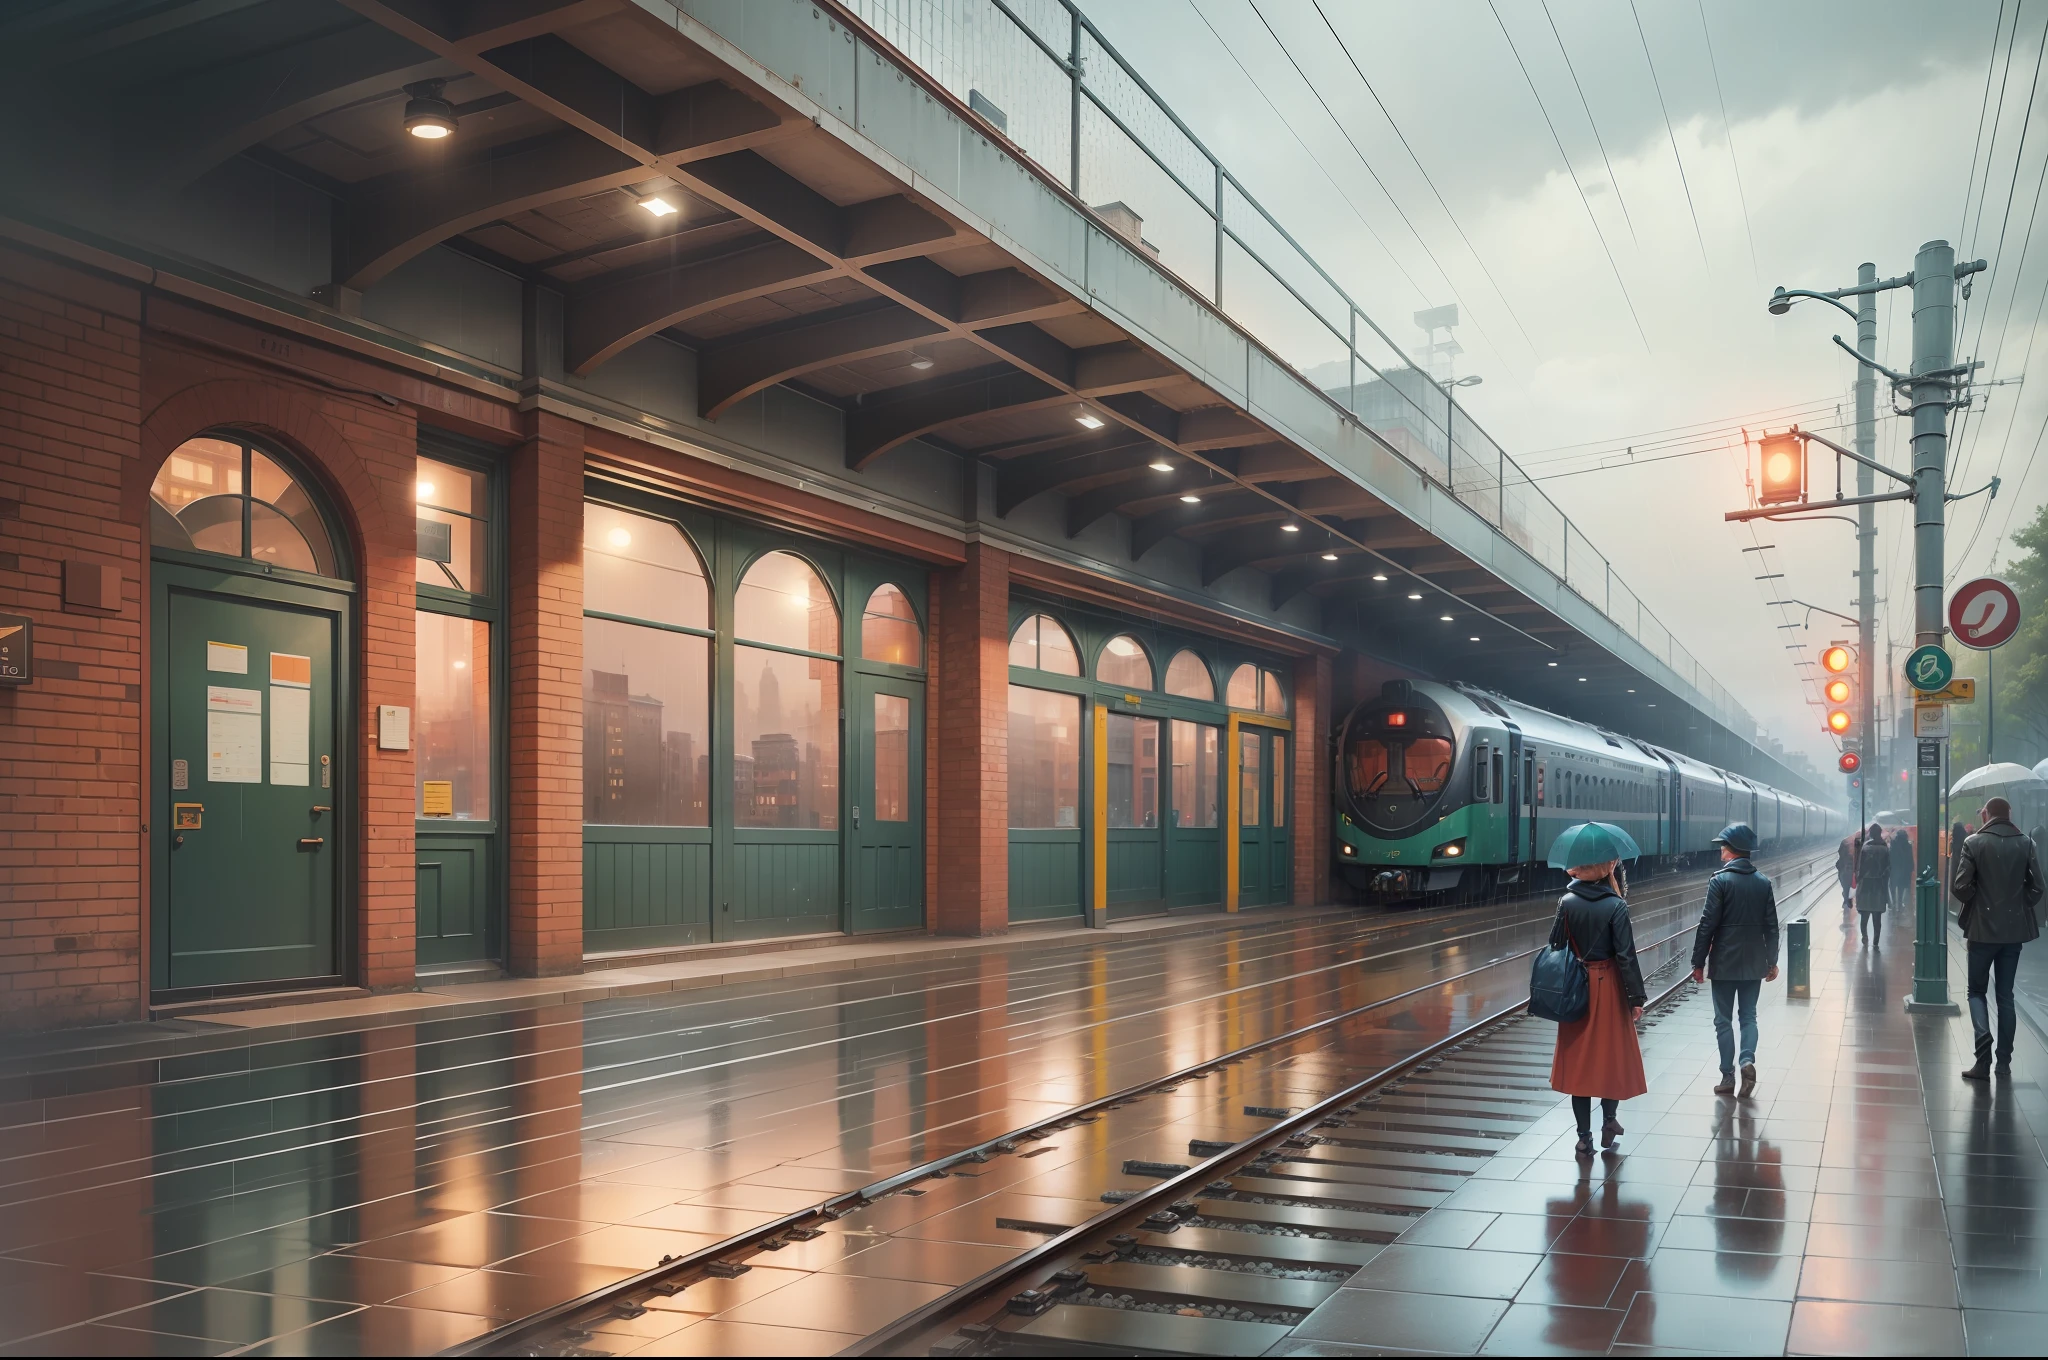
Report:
637,194,678,217
1578,676,1588,682
403,80,456,139
1468,636,1480,642
1076,411,1106,430
1149,459,1174,472
1548,661,1558,667
1440,614,1454,622
1407,592,1423,600
1371,573,1388,582
1281,523,1300,532
1180,493,1202,504
1321,552,1339,561
906,349,934,370
1627,688,1636,693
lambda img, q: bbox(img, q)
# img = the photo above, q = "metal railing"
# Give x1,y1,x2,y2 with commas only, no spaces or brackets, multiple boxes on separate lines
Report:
814,0,1753,737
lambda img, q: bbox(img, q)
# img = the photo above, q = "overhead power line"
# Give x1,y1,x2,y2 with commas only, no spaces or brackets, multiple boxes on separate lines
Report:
1540,1,1636,244
1695,0,1760,288
1629,0,1711,271
1959,0,2012,246
1520,393,1852,458
1485,0,1651,351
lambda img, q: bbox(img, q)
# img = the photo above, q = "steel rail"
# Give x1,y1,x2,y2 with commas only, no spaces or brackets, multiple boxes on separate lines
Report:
446,851,1824,1357
842,861,1830,1357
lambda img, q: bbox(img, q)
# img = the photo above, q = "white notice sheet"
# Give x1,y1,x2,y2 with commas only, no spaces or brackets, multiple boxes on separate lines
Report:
206,641,249,674
270,685,310,786
206,685,262,784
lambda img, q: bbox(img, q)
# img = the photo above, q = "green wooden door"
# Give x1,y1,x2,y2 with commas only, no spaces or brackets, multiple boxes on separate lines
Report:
1238,729,1292,908
157,580,342,992
1166,719,1222,908
1105,713,1165,919
850,675,924,932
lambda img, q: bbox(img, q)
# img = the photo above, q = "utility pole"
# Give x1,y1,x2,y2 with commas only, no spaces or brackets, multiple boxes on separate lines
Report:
1855,264,1876,838
1748,240,1985,1014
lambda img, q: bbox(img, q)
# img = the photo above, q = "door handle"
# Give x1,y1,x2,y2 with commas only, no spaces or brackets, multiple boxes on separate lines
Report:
852,806,860,829
310,805,331,816
297,837,325,850
173,835,184,848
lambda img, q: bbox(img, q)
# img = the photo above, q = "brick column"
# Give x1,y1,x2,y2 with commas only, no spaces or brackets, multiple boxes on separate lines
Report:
1293,651,1332,906
932,541,1009,934
506,411,583,975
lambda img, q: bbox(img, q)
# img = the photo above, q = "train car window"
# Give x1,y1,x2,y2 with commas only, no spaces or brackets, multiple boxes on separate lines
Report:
1473,743,1491,800
1405,738,1451,791
1347,738,1390,795
1492,752,1505,805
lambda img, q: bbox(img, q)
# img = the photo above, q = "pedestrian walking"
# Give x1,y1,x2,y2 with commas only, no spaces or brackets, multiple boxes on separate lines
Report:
1856,823,1891,947
1689,824,1780,1099
1548,851,1648,1157
1953,796,2047,1081
1835,834,1855,912
1889,826,1915,909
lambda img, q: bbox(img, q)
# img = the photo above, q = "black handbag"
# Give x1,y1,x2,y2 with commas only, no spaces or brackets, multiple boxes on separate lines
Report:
1529,914,1589,1023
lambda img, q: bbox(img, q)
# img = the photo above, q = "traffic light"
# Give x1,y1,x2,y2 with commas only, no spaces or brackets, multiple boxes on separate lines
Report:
1819,643,1854,736
1759,432,1805,505
1820,645,1852,674
1839,751,1861,773
1827,709,1852,733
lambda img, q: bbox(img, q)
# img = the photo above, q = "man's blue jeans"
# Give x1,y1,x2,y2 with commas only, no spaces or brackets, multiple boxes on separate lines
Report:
1967,941,2023,1066
1712,979,1761,1074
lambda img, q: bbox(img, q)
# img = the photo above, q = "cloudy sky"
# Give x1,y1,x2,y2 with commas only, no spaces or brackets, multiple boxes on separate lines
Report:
1070,0,2037,771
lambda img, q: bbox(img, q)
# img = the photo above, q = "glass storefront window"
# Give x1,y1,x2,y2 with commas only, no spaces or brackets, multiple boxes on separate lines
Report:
1107,714,1159,828
150,436,338,577
1165,650,1214,700
1271,734,1288,827
1171,720,1219,827
1098,635,1153,691
874,693,910,821
416,456,488,592
1261,669,1288,715
1009,614,1080,676
416,612,491,819
736,551,838,654
585,618,712,826
1008,686,1081,828
1226,663,1257,709
861,584,922,665
584,503,709,630
1240,730,1262,826
734,647,839,828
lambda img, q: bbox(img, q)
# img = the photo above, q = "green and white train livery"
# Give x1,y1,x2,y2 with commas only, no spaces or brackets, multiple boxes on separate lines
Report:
1335,680,1843,900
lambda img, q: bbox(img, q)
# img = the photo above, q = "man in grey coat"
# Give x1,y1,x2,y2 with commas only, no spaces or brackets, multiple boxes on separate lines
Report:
1954,796,2047,1080
1690,823,1780,1098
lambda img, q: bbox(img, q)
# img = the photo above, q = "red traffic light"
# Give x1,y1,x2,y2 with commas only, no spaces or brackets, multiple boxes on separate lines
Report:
1839,752,1861,773
1821,645,1852,673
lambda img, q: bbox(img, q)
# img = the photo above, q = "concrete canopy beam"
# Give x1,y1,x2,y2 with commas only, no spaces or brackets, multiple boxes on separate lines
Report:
992,440,1158,517
698,301,946,417
567,239,838,374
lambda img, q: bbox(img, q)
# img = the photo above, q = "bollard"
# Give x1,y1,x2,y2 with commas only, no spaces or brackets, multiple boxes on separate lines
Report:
1785,918,1810,999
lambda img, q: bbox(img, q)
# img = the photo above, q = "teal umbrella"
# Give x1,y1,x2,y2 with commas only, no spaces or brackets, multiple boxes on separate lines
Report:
1546,821,1642,870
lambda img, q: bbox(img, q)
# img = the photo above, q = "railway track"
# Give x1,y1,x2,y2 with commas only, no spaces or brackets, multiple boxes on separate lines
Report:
452,850,1829,1358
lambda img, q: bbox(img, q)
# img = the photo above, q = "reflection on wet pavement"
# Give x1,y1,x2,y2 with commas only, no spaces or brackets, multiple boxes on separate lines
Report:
0,866,1804,1355
1278,874,2048,1358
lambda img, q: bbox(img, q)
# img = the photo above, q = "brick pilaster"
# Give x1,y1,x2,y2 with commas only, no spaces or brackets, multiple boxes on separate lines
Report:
1293,651,1332,906
933,540,1009,934
506,411,584,974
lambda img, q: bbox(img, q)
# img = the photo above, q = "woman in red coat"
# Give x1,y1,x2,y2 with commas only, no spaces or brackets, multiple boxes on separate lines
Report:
1550,856,1648,1157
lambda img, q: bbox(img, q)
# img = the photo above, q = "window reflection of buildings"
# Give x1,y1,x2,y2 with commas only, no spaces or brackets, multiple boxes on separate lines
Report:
734,656,838,829
584,669,704,824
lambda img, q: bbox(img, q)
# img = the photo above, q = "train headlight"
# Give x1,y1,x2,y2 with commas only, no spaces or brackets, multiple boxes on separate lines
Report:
1432,837,1466,859
1341,843,1356,857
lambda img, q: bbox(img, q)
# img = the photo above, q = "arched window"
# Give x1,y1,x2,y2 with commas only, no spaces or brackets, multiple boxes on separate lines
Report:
150,435,340,577
583,503,708,628
1164,650,1214,700
1225,663,1288,714
736,551,838,654
1009,613,1080,676
582,503,712,827
860,583,922,666
1097,634,1153,690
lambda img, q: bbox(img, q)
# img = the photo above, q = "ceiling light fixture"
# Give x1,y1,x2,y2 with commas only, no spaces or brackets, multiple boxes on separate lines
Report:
607,526,632,549
906,350,934,370
1577,676,1588,682
1149,459,1174,473
403,80,457,140
1371,573,1388,582
1180,493,1202,504
1075,411,1105,430
637,194,678,217
1548,661,1558,667
1407,592,1423,600
1321,552,1339,561
1281,523,1300,533
416,480,435,502
1469,636,1480,642
1440,614,1454,622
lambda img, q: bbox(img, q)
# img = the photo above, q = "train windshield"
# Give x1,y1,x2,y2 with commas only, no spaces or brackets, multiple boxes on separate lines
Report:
1343,701,1455,831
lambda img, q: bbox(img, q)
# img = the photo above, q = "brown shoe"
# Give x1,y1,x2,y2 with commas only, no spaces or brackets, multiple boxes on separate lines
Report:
1739,1064,1758,1099
1713,1072,1735,1095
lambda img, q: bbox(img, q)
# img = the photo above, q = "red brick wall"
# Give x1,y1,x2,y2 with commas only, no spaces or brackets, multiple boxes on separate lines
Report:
1293,652,1332,906
139,343,422,994
506,411,584,974
933,541,1009,934
0,244,145,1028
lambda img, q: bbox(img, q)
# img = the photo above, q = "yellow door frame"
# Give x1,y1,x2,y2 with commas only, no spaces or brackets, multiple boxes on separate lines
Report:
1225,710,1294,912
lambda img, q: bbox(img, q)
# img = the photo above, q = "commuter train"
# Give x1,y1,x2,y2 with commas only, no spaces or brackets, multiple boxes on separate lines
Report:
1335,679,1845,901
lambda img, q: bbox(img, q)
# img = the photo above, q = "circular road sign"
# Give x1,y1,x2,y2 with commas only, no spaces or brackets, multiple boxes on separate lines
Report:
1949,576,2023,650
1905,644,1955,693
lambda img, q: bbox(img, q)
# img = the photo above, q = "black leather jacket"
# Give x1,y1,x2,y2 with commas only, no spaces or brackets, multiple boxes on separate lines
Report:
1550,879,1646,1004
1690,857,1779,980
1954,820,2046,945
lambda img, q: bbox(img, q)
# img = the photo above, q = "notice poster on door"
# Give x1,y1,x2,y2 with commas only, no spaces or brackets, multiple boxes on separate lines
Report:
269,653,312,786
206,685,262,784
206,641,248,674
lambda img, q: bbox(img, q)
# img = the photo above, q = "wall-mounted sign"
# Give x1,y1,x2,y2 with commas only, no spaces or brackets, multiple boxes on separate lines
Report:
378,705,411,751
0,612,31,685
421,780,453,816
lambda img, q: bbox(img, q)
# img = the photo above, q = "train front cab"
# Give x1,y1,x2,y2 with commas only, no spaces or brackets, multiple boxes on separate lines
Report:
1335,686,1508,898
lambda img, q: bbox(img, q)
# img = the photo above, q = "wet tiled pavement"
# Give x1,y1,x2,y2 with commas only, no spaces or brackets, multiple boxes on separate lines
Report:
1278,893,2048,1357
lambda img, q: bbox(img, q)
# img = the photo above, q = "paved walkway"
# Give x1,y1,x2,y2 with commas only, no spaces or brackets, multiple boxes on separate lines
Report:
1278,896,2048,1357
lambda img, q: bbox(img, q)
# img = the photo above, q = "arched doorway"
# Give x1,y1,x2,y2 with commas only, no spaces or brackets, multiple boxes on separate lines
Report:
149,434,353,998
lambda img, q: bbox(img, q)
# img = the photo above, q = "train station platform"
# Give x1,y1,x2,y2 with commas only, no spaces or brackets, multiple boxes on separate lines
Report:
1276,904,2048,1359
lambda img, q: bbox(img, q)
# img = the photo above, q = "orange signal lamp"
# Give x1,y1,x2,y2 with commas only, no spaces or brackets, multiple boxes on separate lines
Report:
1385,712,1407,727
1826,710,1852,734
1825,679,1851,704
1820,645,1852,674
1758,433,1805,505
1838,752,1861,773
